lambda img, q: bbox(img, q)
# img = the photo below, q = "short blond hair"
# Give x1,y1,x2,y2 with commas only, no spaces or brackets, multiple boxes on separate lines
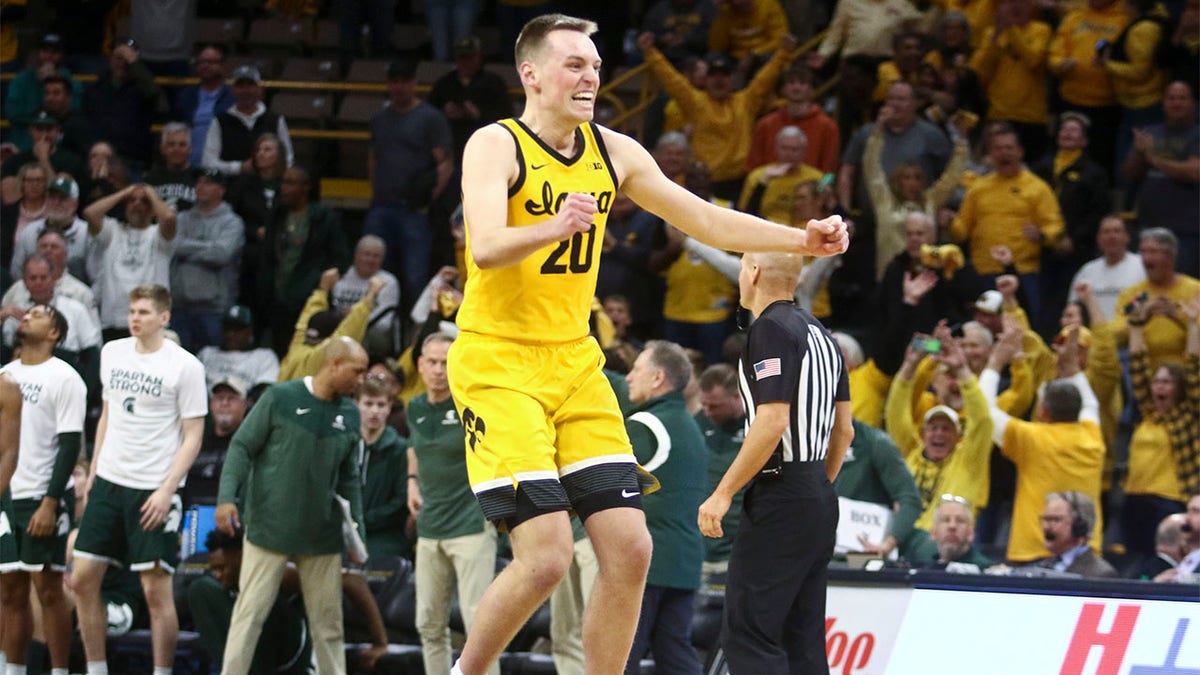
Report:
514,13,598,64
129,284,171,312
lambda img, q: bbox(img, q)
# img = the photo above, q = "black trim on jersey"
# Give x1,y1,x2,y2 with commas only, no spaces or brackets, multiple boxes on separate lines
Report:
589,122,621,191
497,121,526,198
513,118,587,167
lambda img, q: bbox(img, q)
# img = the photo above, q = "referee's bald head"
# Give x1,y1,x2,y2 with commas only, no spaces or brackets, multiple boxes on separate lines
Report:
743,251,805,292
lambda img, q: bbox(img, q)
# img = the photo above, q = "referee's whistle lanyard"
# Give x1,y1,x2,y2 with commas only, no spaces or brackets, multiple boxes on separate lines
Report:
736,307,752,330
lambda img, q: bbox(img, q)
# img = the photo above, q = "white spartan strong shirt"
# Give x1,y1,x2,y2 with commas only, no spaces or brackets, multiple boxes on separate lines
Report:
0,357,86,500
97,337,208,490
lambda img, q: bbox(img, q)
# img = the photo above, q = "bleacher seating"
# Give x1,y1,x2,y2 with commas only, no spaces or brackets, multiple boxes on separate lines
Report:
392,23,431,54
416,60,455,86
279,57,340,82
196,17,244,51
246,16,313,54
345,59,392,83
271,91,333,125
338,93,388,126
312,19,340,56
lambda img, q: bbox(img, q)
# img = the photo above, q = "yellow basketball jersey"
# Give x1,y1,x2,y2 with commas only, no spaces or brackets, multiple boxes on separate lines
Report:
457,119,619,343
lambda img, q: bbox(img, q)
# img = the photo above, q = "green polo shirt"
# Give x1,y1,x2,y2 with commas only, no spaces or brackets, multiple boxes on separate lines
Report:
406,394,486,539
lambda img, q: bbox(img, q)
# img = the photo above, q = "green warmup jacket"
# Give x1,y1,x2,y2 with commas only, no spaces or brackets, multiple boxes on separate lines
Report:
628,391,707,590
218,378,365,555
695,410,745,563
834,420,925,557
361,426,412,558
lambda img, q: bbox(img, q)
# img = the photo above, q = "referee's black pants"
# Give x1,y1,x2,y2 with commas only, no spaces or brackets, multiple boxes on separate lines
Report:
721,460,838,675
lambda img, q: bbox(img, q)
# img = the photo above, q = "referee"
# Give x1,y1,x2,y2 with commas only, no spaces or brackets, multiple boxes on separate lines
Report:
698,251,854,674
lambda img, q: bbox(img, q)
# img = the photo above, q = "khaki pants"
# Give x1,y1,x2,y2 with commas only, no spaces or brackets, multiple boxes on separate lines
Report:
222,540,344,675
415,528,498,675
549,537,599,675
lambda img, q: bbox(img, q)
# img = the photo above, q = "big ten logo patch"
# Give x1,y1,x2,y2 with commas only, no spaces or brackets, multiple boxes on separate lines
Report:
462,407,486,452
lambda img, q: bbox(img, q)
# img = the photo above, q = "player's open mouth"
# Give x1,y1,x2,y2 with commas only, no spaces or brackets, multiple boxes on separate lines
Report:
572,92,594,102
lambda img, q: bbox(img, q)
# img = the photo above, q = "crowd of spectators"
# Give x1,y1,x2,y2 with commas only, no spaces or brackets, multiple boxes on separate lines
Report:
0,0,1198,671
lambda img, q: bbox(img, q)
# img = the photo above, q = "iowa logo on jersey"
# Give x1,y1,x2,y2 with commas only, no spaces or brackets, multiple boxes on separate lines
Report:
524,181,613,218
462,407,486,452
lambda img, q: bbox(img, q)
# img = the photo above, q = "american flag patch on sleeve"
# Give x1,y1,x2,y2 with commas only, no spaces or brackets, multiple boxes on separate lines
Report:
754,358,782,380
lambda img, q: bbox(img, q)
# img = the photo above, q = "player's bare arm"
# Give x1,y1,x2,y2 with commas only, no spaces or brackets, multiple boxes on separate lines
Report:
461,124,597,269
138,415,204,530
0,373,21,497
603,128,850,257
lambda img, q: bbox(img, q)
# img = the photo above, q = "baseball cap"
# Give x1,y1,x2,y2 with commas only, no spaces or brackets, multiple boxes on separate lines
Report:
704,53,734,75
306,310,341,343
974,290,1003,315
211,376,248,398
223,304,253,327
923,405,962,430
231,65,262,84
196,166,226,187
30,110,60,128
455,35,482,55
47,176,79,200
40,33,64,51
1059,111,1091,132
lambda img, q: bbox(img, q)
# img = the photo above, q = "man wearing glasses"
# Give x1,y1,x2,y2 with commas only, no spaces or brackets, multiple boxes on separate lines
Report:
910,495,995,570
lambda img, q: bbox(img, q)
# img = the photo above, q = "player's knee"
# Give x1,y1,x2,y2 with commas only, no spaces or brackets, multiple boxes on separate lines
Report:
614,527,653,577
0,575,30,605
140,574,175,610
69,559,106,595
521,540,574,594
33,575,66,606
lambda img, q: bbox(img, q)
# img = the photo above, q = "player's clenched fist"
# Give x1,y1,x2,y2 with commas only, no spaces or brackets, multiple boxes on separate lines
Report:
802,214,850,256
552,192,598,239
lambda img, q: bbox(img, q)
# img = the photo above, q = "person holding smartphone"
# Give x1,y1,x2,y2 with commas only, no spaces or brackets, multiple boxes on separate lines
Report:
884,322,994,532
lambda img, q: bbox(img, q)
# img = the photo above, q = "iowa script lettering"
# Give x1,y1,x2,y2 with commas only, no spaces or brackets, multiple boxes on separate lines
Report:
523,181,613,217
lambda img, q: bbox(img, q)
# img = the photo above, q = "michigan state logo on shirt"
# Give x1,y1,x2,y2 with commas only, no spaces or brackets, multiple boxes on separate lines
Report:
123,397,136,413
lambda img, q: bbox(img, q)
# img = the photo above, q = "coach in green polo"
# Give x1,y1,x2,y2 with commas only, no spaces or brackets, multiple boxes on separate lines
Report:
623,340,707,673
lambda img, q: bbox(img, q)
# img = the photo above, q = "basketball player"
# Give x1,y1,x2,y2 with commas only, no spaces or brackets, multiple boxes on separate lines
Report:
448,14,849,675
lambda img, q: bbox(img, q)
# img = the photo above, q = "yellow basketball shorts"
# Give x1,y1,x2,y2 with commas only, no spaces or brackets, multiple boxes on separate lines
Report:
448,332,654,525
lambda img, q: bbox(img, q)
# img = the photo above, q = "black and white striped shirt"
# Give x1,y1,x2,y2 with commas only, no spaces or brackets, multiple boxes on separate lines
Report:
738,300,848,462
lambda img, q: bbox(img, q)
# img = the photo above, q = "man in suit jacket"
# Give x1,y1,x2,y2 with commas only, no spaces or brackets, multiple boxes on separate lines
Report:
1128,513,1188,580
1033,491,1117,578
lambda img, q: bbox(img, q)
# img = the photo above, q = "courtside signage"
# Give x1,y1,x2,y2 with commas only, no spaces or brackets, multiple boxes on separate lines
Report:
885,589,1200,674
825,585,912,674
